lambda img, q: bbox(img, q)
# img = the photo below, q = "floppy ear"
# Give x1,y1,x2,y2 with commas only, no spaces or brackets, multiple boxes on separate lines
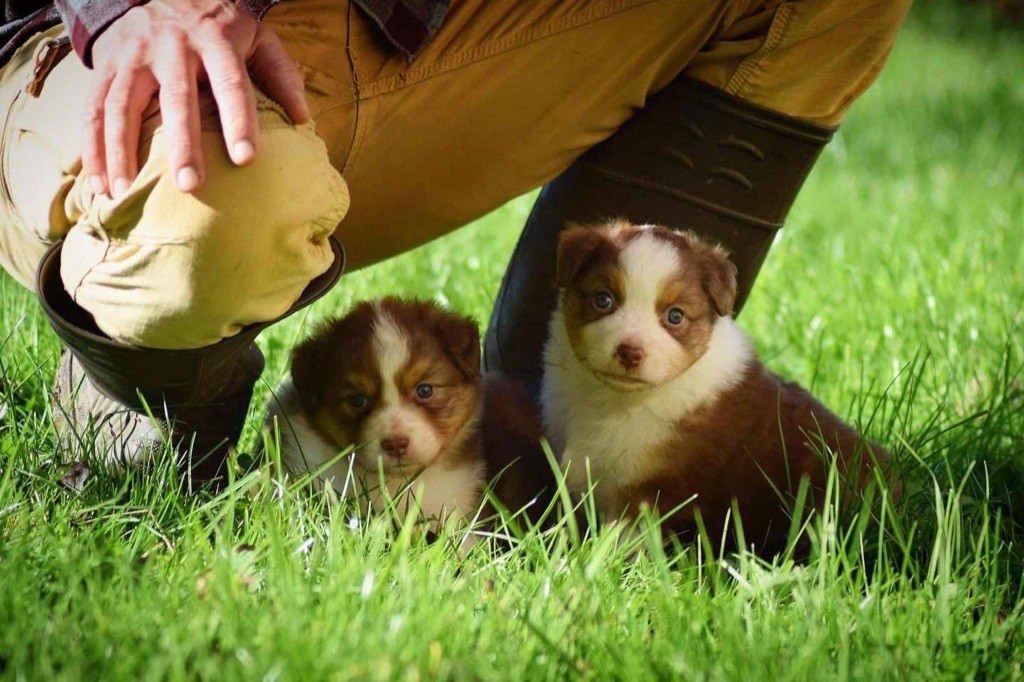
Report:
289,325,333,412
696,241,738,317
434,312,481,379
556,225,607,288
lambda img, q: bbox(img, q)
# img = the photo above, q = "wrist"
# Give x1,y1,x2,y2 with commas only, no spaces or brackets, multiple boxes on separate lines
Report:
54,0,153,68
233,0,282,21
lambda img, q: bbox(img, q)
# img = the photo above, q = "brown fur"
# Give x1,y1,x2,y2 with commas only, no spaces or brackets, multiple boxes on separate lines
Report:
559,221,737,318
554,222,896,555
481,376,557,524
291,297,553,521
558,223,727,382
622,362,891,555
290,298,482,468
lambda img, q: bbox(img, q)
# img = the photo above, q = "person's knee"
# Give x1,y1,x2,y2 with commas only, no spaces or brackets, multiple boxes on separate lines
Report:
61,113,348,349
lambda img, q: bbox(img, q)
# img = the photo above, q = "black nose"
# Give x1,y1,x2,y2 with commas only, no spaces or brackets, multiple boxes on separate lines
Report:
381,436,410,457
615,343,645,370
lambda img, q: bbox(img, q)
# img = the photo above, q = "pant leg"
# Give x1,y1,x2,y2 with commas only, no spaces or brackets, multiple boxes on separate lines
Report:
0,0,910,349
476,0,911,383
0,28,72,289
270,0,737,270
0,27,348,350
268,0,910,271
686,0,913,126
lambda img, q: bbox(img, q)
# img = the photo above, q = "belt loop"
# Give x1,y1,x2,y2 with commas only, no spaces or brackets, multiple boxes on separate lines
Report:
25,35,72,98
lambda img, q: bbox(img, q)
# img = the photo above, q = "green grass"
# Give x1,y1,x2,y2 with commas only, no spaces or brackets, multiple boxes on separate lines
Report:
2,2,1024,679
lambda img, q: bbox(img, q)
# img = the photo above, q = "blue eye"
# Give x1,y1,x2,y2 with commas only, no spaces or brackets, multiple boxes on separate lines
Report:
415,384,434,400
594,291,614,311
349,393,369,410
665,308,685,326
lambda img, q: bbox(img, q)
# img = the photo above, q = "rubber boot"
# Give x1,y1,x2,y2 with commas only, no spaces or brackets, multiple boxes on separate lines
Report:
483,77,835,394
38,237,344,491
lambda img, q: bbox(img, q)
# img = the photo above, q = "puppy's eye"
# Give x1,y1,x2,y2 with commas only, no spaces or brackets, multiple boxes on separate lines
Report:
594,291,614,311
664,307,685,326
415,384,434,400
348,393,369,411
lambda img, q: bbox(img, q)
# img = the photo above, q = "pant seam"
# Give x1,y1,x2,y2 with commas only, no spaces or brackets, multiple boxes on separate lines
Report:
340,1,363,176
724,1,794,98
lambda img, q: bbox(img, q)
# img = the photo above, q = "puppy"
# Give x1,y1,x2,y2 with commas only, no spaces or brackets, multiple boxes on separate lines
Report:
542,221,894,555
265,297,553,534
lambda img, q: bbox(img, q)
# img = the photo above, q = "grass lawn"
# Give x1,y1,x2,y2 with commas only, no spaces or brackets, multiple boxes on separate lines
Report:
2,2,1023,679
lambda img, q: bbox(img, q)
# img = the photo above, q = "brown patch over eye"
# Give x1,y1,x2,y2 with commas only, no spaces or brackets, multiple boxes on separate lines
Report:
567,263,626,323
657,278,709,320
400,356,461,395
645,257,718,352
397,352,469,426
658,292,715,352
288,301,387,451
561,261,627,353
338,373,377,417
655,228,737,317
376,297,484,444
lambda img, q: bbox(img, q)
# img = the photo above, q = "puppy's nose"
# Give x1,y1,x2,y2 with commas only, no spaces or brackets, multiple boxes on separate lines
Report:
381,436,410,458
615,343,645,369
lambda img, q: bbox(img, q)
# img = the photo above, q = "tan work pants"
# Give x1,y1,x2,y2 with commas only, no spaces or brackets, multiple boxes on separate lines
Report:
0,0,910,349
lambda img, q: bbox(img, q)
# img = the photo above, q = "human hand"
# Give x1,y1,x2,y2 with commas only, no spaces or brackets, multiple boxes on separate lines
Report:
84,0,310,198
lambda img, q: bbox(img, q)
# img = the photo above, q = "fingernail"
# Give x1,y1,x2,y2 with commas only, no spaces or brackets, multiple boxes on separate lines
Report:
232,141,255,165
88,175,105,196
176,166,200,192
112,178,129,199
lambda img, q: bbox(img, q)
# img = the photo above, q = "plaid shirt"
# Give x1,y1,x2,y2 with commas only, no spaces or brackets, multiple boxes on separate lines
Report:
54,0,148,67
1,0,448,69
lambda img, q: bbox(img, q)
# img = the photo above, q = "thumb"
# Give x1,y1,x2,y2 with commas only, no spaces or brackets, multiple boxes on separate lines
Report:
248,25,310,125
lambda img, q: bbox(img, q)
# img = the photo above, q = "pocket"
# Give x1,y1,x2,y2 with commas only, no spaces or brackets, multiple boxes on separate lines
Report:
724,1,795,97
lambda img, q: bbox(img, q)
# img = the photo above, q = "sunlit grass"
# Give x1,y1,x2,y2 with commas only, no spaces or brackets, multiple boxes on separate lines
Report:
1,2,1023,678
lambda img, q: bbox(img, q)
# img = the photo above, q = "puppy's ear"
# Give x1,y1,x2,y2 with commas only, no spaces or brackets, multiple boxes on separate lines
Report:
697,241,738,317
434,312,481,379
289,327,331,412
556,225,608,288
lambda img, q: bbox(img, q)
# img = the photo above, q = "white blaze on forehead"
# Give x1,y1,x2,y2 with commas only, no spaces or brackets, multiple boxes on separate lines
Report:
363,305,442,466
618,231,683,311
372,306,410,406
576,231,689,386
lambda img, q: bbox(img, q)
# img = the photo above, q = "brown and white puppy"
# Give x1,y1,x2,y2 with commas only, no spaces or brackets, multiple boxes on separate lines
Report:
542,221,894,555
265,297,553,534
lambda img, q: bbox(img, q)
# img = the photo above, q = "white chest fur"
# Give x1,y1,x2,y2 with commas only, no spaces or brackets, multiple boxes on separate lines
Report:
264,379,485,530
541,307,751,513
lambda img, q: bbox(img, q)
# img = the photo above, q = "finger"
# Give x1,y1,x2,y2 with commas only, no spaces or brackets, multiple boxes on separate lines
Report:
201,44,258,166
249,26,309,125
104,68,158,199
81,71,114,197
154,46,204,192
